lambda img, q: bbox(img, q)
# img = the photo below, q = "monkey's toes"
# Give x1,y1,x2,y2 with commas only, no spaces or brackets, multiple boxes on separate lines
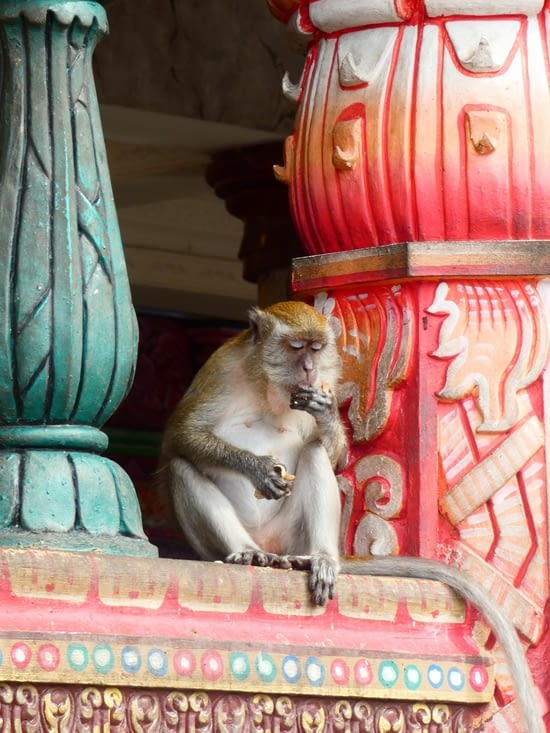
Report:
225,550,283,568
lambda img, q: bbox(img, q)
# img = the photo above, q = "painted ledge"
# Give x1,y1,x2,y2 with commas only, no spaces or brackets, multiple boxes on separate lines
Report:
0,548,493,703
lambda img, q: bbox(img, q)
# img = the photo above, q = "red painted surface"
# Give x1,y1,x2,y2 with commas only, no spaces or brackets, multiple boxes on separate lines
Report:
273,1,550,729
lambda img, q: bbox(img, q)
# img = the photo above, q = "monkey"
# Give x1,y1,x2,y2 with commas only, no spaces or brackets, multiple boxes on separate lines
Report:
158,300,347,606
158,300,542,732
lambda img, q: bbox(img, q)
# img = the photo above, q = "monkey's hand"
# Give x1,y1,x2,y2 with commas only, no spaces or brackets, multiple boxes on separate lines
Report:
290,386,333,415
253,456,294,500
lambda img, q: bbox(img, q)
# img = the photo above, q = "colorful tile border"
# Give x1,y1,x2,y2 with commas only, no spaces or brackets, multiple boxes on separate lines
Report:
0,636,494,702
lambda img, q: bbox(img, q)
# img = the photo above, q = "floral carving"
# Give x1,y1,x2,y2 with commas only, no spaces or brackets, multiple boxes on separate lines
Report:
428,281,549,432
316,290,413,443
0,685,479,732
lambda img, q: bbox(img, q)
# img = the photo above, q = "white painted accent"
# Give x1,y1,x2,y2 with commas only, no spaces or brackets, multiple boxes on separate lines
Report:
309,0,403,33
445,20,520,72
337,27,398,86
425,0,543,17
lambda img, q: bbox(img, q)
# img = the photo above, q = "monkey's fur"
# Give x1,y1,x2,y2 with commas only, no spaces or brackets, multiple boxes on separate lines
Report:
159,301,542,732
159,301,346,605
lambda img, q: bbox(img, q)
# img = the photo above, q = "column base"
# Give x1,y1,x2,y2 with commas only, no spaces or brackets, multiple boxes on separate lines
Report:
0,529,158,558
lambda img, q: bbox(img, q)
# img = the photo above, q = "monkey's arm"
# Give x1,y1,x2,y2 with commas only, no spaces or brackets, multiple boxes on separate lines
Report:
165,423,292,500
162,351,294,501
341,557,542,733
290,386,347,468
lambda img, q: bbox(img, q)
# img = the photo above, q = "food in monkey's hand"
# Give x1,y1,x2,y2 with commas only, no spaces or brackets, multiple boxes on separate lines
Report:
254,463,295,499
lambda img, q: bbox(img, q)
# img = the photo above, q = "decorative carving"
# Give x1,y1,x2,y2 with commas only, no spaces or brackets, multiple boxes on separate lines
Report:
0,685,481,732
316,290,413,443
273,135,295,185
276,3,550,252
428,281,549,432
337,28,398,88
339,455,402,558
332,119,363,171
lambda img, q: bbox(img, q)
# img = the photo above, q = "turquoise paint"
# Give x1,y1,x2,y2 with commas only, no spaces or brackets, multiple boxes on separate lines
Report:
0,1,156,558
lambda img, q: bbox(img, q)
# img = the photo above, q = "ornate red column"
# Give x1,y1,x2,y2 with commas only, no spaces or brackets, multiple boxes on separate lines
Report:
268,1,550,730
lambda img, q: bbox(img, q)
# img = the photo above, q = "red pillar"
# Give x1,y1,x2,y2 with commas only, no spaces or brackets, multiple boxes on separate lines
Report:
268,1,550,728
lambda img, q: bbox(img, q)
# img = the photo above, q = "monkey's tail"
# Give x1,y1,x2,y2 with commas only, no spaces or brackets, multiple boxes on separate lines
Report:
340,556,543,733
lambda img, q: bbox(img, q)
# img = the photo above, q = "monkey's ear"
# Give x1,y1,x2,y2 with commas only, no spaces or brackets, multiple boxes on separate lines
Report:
248,306,272,343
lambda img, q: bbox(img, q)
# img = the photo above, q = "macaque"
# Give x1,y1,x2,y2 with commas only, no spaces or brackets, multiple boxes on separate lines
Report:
159,300,541,732
159,300,346,605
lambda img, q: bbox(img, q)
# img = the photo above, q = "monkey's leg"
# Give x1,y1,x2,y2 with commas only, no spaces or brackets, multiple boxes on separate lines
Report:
282,440,342,605
169,457,263,560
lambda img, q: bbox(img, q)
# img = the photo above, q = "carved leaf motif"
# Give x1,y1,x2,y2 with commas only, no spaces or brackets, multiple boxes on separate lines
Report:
316,290,413,443
337,28,398,87
251,693,274,729
129,694,160,733
274,696,296,732
444,19,521,72
14,685,40,733
188,692,212,733
351,701,374,733
0,690,480,733
301,704,326,733
330,699,352,732
162,692,188,731
42,689,73,733
428,281,549,431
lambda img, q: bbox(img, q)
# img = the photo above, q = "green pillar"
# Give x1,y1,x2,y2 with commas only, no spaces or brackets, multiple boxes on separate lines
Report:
0,0,156,557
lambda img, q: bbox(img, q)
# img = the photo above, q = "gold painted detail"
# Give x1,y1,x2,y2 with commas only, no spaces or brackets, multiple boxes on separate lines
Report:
7,550,92,603
0,685,482,732
273,135,294,185
1,547,479,623
332,118,362,171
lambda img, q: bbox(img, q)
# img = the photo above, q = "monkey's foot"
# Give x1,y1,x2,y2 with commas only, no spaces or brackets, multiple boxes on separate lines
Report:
309,554,339,606
277,554,339,605
225,550,291,569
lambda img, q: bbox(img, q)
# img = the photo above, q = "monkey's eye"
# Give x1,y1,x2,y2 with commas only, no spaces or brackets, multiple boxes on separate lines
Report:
311,342,324,351
289,340,306,350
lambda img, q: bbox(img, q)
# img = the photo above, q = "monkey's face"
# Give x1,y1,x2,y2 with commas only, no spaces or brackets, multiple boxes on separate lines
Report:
248,301,342,394
261,329,340,394
285,337,325,388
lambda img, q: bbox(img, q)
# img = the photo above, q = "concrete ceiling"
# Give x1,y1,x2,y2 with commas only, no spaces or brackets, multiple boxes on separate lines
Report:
95,0,303,322
103,104,284,321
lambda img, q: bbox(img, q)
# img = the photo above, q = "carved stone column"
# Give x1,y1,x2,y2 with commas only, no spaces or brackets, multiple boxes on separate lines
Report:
268,1,550,729
0,1,155,557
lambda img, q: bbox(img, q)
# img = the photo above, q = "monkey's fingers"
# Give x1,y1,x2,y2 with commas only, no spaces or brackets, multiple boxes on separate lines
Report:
290,389,333,414
255,478,293,500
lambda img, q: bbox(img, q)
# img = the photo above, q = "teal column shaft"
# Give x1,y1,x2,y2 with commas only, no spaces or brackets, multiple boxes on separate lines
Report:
0,0,156,556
